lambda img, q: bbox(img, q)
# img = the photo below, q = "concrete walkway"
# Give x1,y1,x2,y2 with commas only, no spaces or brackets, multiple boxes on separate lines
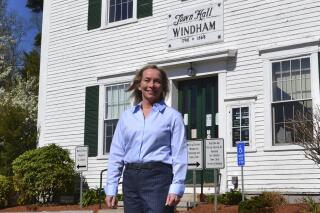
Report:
97,208,124,213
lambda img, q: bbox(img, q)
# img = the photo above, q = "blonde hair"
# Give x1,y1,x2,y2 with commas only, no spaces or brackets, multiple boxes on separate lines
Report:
127,65,169,104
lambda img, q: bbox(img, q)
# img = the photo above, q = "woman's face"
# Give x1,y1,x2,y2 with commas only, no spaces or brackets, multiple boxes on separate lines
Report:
139,68,163,104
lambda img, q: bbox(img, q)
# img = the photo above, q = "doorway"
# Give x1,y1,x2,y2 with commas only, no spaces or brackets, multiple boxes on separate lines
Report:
178,76,219,186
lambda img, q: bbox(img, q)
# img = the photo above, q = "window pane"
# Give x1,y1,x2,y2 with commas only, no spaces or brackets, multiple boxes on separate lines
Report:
109,5,115,22
301,58,310,78
272,81,282,101
285,122,294,143
241,107,249,126
274,123,285,144
272,62,281,81
284,102,293,122
304,100,313,120
122,1,128,20
281,80,291,100
232,128,240,147
291,78,301,100
273,103,284,123
291,59,300,80
104,119,118,153
232,108,240,127
115,2,122,21
241,127,249,142
281,61,290,81
302,77,311,99
128,0,133,18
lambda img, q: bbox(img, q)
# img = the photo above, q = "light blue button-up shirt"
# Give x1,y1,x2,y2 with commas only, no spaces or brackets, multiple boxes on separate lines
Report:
105,101,187,197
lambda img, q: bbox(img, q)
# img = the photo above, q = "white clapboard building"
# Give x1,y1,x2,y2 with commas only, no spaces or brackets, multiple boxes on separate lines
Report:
38,0,320,196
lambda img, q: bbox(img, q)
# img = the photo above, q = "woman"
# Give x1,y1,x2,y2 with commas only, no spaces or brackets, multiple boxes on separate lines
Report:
105,65,187,213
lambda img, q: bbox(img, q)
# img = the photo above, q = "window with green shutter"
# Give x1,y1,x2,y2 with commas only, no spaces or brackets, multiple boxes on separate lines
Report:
84,86,99,157
87,0,152,30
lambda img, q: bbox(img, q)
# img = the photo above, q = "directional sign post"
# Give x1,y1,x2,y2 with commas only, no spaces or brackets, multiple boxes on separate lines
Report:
187,140,203,170
205,138,224,212
75,146,88,208
187,140,203,207
237,142,245,201
75,146,88,172
205,139,224,169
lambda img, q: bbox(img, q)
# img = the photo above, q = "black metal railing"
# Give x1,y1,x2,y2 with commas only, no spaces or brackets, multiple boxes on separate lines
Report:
99,168,108,209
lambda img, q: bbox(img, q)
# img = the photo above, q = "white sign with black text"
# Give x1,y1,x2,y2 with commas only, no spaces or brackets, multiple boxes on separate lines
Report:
187,140,203,170
167,2,224,50
75,146,88,172
205,138,224,169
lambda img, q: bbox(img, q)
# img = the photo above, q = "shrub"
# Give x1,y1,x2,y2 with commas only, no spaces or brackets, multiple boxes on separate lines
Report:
301,197,320,213
238,192,286,213
12,144,75,204
82,188,108,207
0,175,12,208
218,190,242,205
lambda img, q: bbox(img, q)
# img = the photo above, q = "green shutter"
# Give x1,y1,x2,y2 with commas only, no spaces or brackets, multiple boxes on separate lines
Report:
88,0,101,30
84,86,99,157
137,0,153,19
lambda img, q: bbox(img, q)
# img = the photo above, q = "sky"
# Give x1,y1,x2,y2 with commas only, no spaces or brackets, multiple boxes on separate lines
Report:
6,0,40,52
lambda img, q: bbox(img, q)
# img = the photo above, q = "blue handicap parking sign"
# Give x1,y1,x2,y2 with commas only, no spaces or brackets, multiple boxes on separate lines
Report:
237,142,245,166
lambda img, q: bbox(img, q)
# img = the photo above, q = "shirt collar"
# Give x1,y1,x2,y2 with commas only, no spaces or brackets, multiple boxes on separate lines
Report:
132,100,167,113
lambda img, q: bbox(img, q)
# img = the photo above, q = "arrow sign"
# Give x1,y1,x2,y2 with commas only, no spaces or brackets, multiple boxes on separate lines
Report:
188,162,200,167
187,140,203,170
75,146,88,172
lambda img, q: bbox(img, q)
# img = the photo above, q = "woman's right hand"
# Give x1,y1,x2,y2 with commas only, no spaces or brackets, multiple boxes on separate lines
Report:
106,195,118,209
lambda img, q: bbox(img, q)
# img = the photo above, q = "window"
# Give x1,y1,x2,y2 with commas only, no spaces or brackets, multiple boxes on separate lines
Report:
271,57,312,144
108,0,134,23
88,0,153,30
232,107,250,147
104,83,130,154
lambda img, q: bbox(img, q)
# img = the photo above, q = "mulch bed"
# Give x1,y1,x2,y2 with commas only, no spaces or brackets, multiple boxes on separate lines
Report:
0,203,308,212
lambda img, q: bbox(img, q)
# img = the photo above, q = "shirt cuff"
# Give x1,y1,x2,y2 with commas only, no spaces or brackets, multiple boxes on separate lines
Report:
169,183,185,197
104,184,118,196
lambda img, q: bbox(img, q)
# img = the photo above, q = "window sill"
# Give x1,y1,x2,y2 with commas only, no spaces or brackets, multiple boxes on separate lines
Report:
263,144,304,152
100,18,138,30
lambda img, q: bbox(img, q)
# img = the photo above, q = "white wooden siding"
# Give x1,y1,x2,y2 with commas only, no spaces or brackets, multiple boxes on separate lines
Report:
39,0,320,193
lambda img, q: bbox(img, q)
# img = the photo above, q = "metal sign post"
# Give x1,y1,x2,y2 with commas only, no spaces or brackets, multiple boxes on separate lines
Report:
75,146,89,208
205,138,224,212
237,142,245,201
80,172,83,208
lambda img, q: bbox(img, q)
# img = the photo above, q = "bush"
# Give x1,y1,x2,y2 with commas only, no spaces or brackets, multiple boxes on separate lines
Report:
238,192,286,213
81,188,124,207
218,190,242,205
82,188,105,207
12,144,75,204
301,197,320,213
0,175,12,208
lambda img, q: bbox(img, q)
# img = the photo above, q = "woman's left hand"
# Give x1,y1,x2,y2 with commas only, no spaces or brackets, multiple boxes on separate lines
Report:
165,193,181,206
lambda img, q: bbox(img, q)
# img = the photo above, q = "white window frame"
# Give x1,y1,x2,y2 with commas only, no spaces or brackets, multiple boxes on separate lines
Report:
102,83,130,154
225,98,256,153
271,56,312,145
101,0,137,28
97,74,133,158
260,38,320,151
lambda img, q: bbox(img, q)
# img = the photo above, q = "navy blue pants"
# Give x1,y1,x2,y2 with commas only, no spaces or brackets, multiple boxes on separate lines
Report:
123,163,174,213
